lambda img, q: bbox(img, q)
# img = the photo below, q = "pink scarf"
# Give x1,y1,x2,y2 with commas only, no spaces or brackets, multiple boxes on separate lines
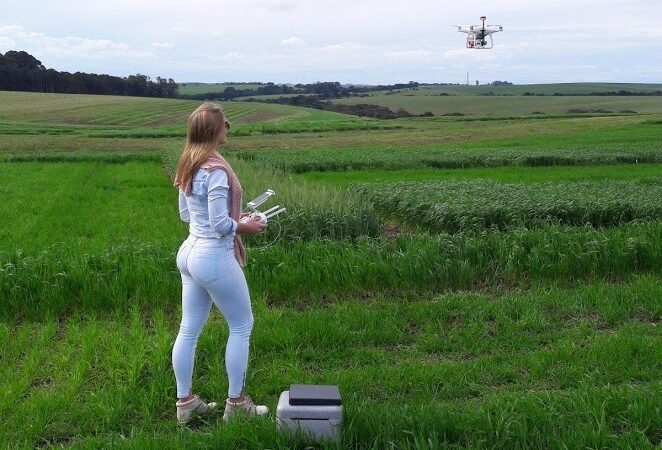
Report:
200,151,247,267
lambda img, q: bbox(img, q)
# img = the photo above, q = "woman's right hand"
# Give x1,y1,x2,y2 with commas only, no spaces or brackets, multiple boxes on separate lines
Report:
237,216,268,236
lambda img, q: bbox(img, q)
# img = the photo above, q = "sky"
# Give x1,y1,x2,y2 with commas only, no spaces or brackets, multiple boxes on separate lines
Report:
1,0,661,85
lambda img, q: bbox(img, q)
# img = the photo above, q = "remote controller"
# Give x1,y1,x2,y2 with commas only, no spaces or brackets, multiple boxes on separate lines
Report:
239,190,287,225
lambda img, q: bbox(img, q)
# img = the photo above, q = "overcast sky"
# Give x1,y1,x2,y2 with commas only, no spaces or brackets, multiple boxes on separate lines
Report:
1,0,661,85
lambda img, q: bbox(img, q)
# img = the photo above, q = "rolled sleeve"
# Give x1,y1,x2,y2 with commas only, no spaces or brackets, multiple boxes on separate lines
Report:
207,169,237,238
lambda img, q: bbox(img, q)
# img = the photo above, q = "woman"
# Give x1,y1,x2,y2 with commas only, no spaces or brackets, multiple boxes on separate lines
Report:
172,102,268,425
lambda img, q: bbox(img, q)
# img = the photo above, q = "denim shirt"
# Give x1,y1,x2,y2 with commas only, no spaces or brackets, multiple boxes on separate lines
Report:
178,168,238,240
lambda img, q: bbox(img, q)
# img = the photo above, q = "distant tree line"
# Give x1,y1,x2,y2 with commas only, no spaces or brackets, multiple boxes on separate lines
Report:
179,82,297,100
245,94,433,119
179,81,423,101
0,50,178,97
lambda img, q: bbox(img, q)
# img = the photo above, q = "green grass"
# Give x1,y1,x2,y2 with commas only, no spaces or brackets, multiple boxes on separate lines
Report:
236,140,662,173
0,275,659,448
161,149,382,243
178,82,266,95
334,92,662,116
3,157,661,321
0,91,344,127
3,221,661,320
229,116,662,173
179,82,662,98
355,178,662,232
0,161,181,252
1,88,661,448
0,156,380,255
221,114,660,155
398,82,662,96
300,163,662,187
0,91,405,138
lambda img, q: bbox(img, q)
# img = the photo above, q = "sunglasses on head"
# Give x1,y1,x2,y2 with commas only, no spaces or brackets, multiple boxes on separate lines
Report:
224,120,231,130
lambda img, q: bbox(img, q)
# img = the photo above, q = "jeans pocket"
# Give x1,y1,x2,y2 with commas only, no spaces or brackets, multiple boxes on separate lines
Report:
188,249,221,285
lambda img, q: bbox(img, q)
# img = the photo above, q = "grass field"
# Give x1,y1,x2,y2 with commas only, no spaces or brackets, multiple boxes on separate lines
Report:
233,119,662,172
384,82,662,96
0,91,349,127
1,88,660,449
300,163,662,186
333,93,662,116
355,179,662,232
178,82,266,95
181,82,662,98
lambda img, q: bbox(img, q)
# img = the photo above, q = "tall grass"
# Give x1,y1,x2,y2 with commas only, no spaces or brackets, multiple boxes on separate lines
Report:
300,163,662,187
1,151,162,163
235,144,662,173
3,221,660,320
162,146,382,243
355,179,662,232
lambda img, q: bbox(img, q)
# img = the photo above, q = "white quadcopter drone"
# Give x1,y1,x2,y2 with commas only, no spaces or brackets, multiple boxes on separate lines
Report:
457,16,503,49
239,189,286,225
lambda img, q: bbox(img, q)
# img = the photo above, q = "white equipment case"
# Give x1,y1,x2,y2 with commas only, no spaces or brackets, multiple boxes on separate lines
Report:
276,384,342,442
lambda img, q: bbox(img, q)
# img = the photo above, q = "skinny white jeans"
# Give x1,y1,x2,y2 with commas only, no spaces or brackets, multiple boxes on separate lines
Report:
172,235,254,398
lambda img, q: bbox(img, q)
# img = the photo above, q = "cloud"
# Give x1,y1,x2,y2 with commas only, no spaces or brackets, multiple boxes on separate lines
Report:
281,36,304,46
322,42,370,52
383,49,431,60
444,48,499,61
2,0,662,84
0,24,154,60
259,0,298,12
151,41,173,49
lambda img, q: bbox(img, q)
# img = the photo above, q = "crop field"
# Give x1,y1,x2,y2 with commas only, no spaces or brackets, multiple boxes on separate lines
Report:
375,83,662,96
182,82,662,99
0,91,357,127
333,92,662,116
178,83,266,95
1,89,660,449
355,179,662,232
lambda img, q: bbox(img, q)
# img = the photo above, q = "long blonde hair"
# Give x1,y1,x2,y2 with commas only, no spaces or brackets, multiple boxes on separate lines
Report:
174,102,227,194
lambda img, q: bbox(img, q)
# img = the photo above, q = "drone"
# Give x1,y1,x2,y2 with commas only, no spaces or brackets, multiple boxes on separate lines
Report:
457,16,503,49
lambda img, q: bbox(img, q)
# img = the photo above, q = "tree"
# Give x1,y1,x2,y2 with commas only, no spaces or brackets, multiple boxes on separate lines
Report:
4,50,45,71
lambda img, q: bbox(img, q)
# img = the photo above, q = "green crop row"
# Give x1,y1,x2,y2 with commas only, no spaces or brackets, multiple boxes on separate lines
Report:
2,221,660,321
0,151,162,164
355,179,662,232
0,119,405,139
235,144,662,173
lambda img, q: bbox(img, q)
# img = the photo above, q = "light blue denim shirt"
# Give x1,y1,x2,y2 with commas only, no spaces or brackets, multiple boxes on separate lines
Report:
178,168,238,240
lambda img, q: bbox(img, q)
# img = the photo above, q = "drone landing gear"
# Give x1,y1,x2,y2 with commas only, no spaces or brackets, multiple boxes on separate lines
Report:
466,34,493,49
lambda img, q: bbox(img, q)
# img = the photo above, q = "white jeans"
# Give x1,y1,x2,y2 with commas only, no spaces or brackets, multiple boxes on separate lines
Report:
172,235,254,398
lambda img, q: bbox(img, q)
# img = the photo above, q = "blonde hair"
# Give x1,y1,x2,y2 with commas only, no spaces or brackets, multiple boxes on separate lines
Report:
174,102,227,194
